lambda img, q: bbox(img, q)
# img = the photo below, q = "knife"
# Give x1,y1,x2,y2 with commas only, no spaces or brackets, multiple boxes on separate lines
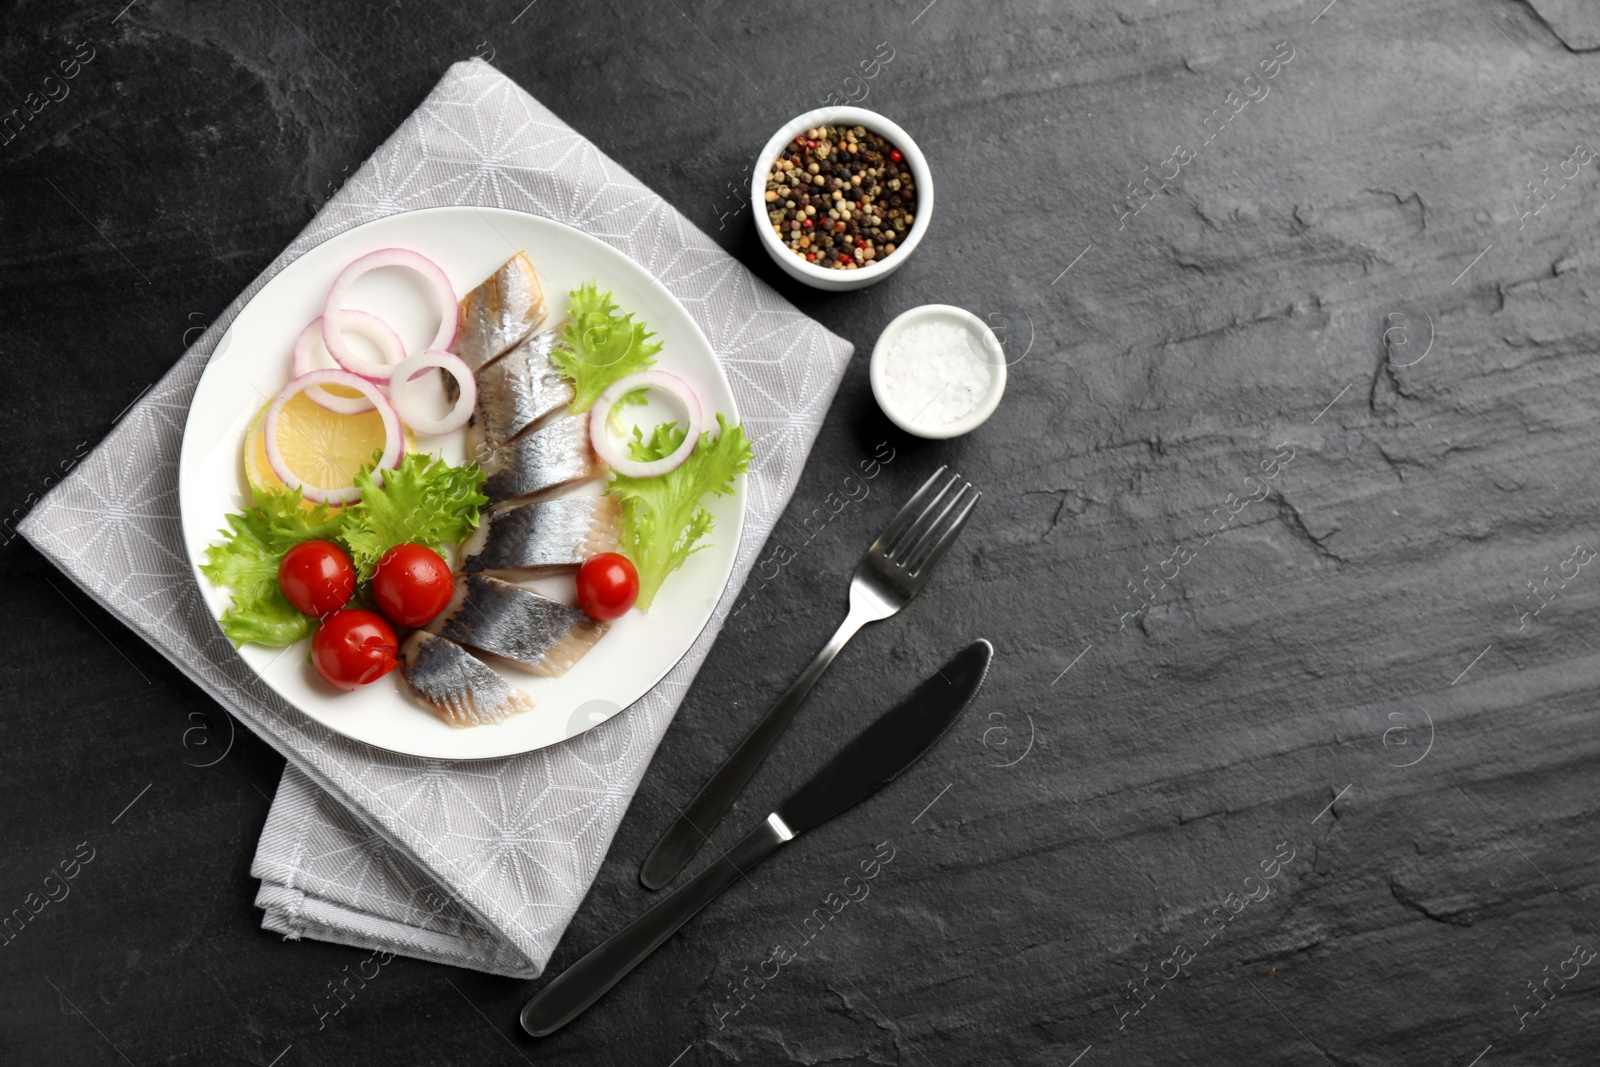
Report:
519,639,993,1037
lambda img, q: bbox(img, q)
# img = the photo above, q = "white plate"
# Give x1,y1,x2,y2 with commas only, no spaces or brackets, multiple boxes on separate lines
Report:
178,206,743,760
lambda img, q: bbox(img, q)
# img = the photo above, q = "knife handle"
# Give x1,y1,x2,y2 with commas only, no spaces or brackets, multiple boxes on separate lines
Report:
521,819,787,1037
639,608,870,890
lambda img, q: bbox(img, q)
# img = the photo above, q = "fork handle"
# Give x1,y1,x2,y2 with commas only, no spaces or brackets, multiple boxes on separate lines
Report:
638,607,871,890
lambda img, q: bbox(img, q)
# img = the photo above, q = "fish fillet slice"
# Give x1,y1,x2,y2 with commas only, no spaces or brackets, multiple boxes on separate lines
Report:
426,574,608,677
452,252,547,373
398,630,535,728
459,497,621,577
465,329,574,460
481,414,605,506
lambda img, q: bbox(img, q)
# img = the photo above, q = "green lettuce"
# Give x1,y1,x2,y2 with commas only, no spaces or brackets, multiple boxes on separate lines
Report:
341,452,488,582
626,420,687,463
609,415,752,611
553,283,662,412
201,454,487,647
200,488,338,647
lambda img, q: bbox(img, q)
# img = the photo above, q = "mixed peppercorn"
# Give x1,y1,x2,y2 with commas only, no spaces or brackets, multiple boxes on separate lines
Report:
764,124,918,271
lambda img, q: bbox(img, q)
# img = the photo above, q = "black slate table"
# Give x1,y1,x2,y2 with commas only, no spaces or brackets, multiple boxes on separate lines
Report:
5,1,1600,1063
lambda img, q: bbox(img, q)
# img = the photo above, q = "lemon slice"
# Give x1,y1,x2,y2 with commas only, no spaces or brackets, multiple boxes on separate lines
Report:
243,391,414,509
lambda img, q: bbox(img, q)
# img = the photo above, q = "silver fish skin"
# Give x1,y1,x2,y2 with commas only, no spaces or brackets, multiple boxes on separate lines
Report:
452,252,547,373
398,630,536,728
459,496,621,577
426,574,608,676
481,414,605,506
465,329,574,462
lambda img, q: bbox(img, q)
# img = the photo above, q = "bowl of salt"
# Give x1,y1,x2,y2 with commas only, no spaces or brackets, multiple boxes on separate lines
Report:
869,304,1007,439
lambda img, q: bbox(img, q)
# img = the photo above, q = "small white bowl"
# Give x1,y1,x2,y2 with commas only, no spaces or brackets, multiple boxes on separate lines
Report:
751,106,933,292
870,304,1007,439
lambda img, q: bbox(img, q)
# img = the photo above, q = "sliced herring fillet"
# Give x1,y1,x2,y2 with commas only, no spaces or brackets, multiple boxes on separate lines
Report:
452,251,547,373
426,573,608,677
398,630,535,728
459,496,620,577
465,329,574,459
480,414,604,506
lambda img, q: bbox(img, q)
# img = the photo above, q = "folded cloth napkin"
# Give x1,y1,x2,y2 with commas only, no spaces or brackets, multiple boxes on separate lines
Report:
19,58,853,978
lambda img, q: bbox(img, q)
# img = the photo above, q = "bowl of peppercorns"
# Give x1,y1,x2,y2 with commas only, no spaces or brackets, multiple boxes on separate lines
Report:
753,106,932,291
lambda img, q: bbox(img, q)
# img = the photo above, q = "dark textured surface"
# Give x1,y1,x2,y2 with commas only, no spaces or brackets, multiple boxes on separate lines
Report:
4,0,1600,1063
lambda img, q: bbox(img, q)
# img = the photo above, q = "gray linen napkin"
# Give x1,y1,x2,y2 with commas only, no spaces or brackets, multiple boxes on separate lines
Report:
19,58,853,978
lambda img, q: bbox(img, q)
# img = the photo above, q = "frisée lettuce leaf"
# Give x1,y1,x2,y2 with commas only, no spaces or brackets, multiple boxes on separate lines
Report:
201,454,487,647
340,452,488,582
608,415,752,611
553,283,662,413
200,488,339,647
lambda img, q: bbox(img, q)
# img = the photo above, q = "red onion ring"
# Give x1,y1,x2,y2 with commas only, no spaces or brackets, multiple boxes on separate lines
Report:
387,350,476,436
263,369,403,504
589,371,703,478
292,312,406,413
321,248,457,379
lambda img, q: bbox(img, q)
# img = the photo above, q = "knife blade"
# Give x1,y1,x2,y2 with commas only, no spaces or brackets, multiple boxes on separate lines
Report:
519,639,993,1037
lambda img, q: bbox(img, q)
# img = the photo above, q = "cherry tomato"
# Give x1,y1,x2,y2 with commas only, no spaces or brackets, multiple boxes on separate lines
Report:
311,609,398,691
278,540,356,618
576,553,639,621
371,543,455,628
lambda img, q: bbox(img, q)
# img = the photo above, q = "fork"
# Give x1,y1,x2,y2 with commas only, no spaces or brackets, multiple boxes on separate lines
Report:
638,466,980,889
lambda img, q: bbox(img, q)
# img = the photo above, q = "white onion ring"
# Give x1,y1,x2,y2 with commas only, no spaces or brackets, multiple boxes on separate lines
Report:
264,369,403,504
321,248,457,379
589,371,703,478
292,312,407,412
388,349,476,435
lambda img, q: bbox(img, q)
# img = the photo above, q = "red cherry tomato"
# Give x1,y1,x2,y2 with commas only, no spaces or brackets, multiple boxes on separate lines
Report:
370,543,455,628
575,553,639,621
278,540,355,618
311,609,399,691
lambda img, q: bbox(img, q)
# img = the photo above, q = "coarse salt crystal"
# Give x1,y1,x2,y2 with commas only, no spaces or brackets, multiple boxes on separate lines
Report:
880,320,997,426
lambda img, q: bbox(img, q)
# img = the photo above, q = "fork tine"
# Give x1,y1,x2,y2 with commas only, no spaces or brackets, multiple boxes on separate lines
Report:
906,488,980,578
884,472,963,561
867,465,949,557
899,480,972,569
